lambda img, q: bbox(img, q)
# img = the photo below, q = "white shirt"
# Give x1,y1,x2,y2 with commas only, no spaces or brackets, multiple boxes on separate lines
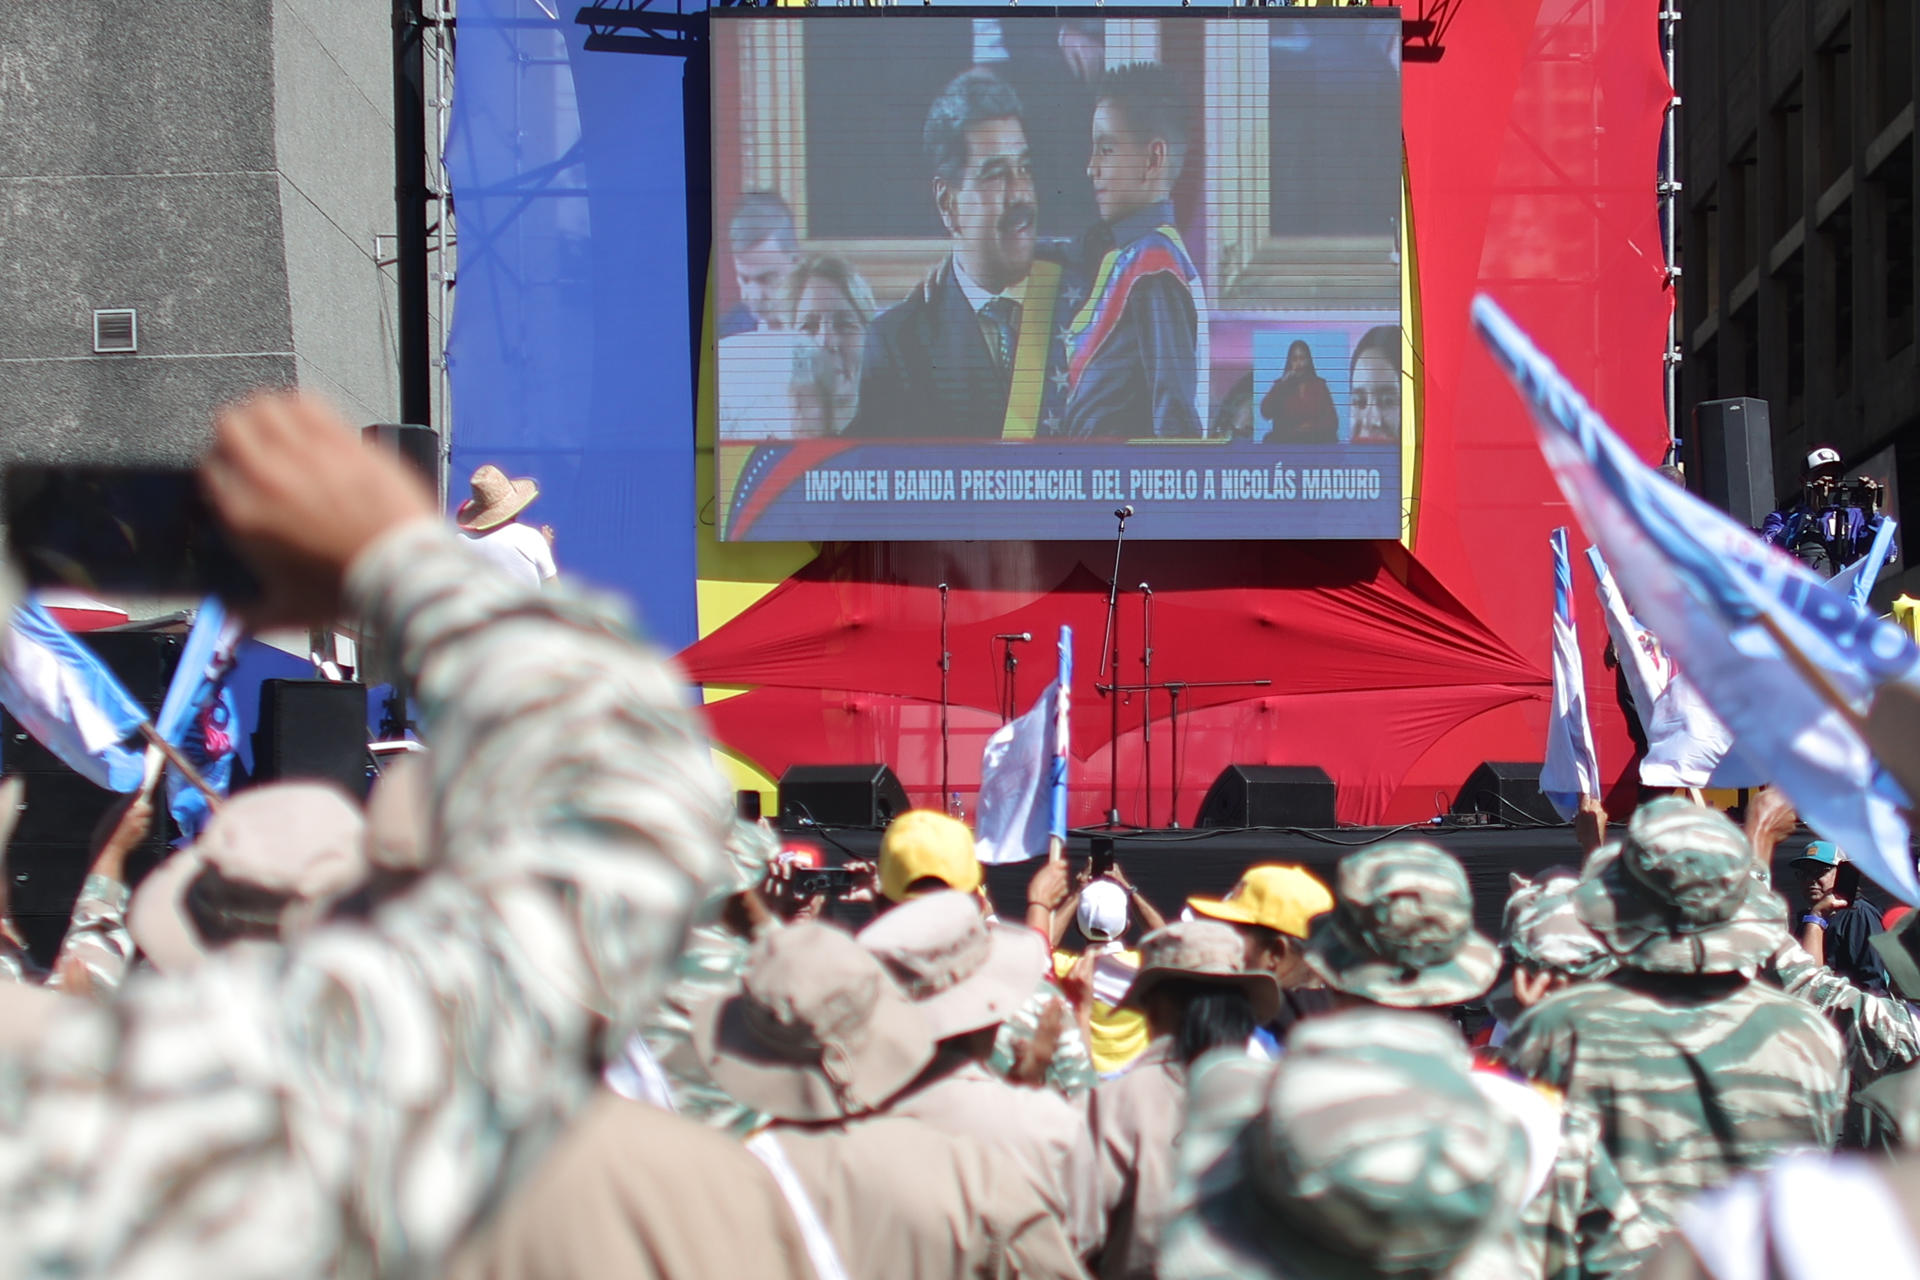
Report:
461,521,556,589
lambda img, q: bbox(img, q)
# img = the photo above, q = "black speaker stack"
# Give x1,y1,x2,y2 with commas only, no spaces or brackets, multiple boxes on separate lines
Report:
1451,761,1560,826
778,764,911,831
1,631,181,966
1194,765,1339,829
1686,397,1776,529
252,679,373,800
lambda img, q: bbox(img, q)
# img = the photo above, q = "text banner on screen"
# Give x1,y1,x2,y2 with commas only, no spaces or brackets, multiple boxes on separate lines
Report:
710,9,1404,541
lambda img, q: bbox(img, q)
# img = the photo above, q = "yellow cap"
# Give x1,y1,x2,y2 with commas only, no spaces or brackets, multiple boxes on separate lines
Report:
1187,865,1333,939
878,810,983,903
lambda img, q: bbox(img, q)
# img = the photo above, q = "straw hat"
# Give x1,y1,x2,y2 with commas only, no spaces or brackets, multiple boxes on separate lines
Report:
858,890,1048,1040
456,464,540,532
691,921,934,1122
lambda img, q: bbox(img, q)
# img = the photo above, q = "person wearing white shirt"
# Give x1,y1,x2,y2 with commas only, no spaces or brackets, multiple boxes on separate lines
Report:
455,464,557,589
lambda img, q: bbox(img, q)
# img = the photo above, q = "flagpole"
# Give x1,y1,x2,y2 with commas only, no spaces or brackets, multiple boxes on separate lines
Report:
138,723,225,810
1748,611,1870,739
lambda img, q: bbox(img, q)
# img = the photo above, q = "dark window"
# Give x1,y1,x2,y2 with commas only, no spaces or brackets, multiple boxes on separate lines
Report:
1689,192,1721,318
1869,0,1913,135
1824,201,1855,391
1729,145,1758,282
1730,299,1759,397
1772,81,1805,234
1819,23,1854,190
1696,335,1721,406
1778,249,1806,415
1880,140,1914,355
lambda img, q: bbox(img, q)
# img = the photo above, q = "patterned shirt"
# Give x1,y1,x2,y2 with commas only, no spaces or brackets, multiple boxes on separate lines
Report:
0,521,729,1278
1502,970,1845,1273
0,874,136,996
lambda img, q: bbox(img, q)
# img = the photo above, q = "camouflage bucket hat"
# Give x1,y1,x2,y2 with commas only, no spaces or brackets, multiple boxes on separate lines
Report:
1502,870,1616,980
1161,1009,1529,1280
1572,798,1786,975
1304,842,1499,1008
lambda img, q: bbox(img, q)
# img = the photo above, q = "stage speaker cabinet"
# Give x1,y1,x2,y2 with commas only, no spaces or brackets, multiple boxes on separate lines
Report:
363,423,441,502
1195,765,1337,829
1452,761,1559,826
253,679,371,799
778,764,911,831
1686,398,1775,530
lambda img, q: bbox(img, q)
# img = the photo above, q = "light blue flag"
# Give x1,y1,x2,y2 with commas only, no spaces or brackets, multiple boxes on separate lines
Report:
1540,528,1601,819
1588,547,1760,789
1824,517,1899,612
153,598,244,841
0,599,149,791
977,625,1072,865
1474,294,1920,905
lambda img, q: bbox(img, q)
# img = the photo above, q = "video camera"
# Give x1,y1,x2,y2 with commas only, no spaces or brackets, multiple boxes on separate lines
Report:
1811,474,1884,516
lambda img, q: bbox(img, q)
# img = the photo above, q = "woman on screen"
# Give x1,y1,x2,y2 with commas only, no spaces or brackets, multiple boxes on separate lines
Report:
1347,325,1403,445
789,254,876,437
1259,340,1338,444
717,254,876,442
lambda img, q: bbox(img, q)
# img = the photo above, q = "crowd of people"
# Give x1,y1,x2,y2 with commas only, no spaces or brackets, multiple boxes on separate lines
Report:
0,390,1915,1278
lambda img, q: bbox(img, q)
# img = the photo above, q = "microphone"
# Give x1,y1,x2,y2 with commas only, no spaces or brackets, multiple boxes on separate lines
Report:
1138,582,1152,595
1114,504,1134,520
937,582,949,592
994,632,1033,643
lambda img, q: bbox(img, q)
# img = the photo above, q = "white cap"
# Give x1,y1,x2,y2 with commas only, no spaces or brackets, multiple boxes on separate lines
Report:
1078,879,1130,942
1806,447,1842,471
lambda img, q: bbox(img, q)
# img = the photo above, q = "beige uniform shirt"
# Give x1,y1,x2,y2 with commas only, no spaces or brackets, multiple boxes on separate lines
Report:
1088,1037,1187,1280
0,523,731,1277
443,1089,813,1280
772,1112,1089,1280
888,1058,1104,1255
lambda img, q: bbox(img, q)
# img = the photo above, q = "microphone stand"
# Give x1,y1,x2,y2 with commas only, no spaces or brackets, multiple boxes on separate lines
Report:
1104,675,1273,827
938,583,951,811
1139,583,1153,828
1095,507,1131,827
999,635,1021,723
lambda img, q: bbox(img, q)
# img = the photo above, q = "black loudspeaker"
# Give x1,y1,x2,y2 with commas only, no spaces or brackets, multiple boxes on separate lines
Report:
0,630,181,966
1195,765,1338,829
1452,761,1560,826
1687,397,1775,529
253,679,371,798
363,423,441,500
778,764,911,831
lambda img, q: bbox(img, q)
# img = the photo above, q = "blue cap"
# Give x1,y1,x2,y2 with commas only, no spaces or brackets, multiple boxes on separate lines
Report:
1793,841,1843,868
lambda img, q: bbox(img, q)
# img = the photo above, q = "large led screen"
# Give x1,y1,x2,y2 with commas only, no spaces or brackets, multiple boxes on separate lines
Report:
712,10,1403,541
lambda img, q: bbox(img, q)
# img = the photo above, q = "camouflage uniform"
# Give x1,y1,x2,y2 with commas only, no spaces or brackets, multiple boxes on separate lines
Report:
0,521,730,1277
0,874,136,996
1496,873,1656,1280
618,817,776,1132
989,983,1099,1096
1161,1009,1531,1280
1502,799,1846,1275
1303,840,1500,1008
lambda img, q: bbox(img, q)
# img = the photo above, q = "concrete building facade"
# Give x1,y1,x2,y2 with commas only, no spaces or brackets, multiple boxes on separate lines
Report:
1679,0,1917,573
0,0,402,465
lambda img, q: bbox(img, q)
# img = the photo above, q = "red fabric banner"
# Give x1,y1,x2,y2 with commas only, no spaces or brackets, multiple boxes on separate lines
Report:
682,0,1675,827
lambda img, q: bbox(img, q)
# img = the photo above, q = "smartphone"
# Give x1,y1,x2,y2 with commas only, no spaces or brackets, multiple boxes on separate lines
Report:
5,466,260,602
793,867,858,899
1090,836,1116,880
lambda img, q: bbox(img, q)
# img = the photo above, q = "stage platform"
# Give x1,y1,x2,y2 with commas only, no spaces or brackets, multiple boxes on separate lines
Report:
800,822,1826,941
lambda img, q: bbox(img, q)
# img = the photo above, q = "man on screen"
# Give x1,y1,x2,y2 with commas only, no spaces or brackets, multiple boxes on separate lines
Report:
719,192,801,340
1050,63,1203,440
846,69,1049,440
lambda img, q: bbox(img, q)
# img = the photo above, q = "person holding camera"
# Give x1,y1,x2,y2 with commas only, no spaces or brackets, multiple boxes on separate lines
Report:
1761,446,1884,577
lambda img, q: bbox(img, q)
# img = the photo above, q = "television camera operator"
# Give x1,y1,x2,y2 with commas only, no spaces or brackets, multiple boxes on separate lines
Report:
1761,446,1887,578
